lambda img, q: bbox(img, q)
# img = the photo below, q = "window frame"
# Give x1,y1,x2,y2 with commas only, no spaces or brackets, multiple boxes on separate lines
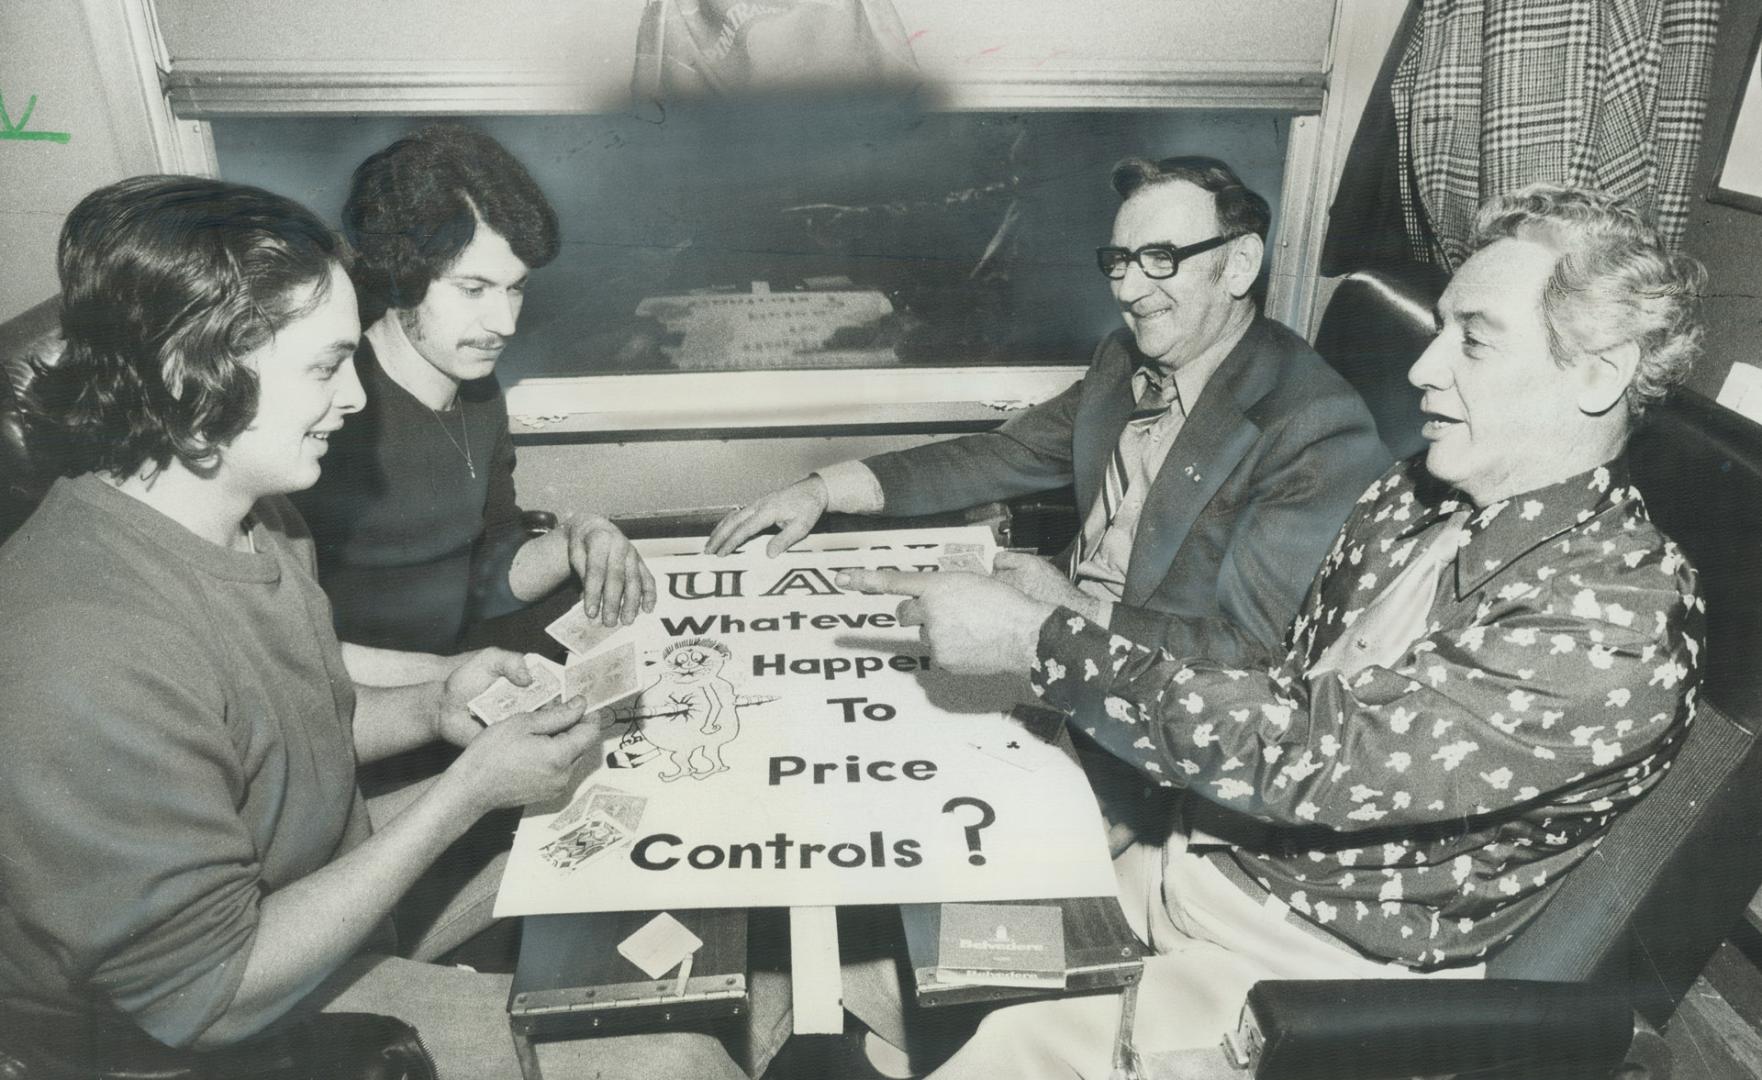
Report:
122,0,1372,438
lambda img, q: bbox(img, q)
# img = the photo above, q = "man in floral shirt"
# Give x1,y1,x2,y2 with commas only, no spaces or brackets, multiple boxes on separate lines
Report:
842,185,1707,1078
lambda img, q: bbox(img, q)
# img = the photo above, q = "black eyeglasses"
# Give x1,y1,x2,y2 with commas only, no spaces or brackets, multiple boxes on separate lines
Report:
1095,235,1233,280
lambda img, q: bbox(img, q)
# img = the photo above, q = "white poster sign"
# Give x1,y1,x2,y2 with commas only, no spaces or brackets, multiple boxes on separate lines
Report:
493,527,1118,916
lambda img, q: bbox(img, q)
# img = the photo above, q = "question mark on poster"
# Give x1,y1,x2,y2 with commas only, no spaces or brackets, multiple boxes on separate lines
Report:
942,796,996,865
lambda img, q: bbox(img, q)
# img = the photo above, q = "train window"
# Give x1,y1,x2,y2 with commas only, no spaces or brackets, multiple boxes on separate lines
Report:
168,0,1346,429
210,105,1291,388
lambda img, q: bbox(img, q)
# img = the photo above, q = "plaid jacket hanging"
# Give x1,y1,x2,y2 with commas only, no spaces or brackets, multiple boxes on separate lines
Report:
1391,0,1720,268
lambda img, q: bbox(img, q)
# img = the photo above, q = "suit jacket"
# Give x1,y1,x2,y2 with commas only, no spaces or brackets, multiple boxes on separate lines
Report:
863,316,1391,667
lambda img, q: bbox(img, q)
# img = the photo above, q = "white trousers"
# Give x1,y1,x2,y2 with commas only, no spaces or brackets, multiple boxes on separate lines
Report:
927,827,1483,1080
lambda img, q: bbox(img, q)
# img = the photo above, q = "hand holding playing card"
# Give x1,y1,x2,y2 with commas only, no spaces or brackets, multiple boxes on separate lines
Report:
468,654,565,725
546,603,621,656
440,648,537,746
447,696,599,818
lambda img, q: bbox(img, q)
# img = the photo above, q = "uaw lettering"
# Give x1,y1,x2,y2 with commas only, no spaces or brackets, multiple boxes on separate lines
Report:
665,563,936,601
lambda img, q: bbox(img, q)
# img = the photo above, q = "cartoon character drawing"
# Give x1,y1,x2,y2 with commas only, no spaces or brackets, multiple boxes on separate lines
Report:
632,638,742,782
604,637,779,778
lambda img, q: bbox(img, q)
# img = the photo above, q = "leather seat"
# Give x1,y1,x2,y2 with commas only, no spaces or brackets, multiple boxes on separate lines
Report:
1311,264,1447,460
0,296,61,543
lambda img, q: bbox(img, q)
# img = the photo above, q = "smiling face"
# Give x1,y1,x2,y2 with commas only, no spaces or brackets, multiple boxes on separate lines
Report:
219,263,365,499
1108,180,1253,371
1408,237,1598,506
399,221,530,385
662,639,730,682
666,647,718,680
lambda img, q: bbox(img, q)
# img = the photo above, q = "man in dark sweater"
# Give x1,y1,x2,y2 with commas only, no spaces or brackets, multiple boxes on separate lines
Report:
294,124,652,665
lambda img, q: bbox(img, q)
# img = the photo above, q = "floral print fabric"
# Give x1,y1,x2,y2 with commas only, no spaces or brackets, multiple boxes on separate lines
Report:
1032,457,1702,968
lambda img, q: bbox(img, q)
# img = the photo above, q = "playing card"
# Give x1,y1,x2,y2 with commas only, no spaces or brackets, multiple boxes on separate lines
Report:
539,811,631,872
942,542,986,556
563,641,638,709
467,652,565,724
617,912,704,980
937,552,990,574
545,603,623,655
586,784,649,831
550,782,649,834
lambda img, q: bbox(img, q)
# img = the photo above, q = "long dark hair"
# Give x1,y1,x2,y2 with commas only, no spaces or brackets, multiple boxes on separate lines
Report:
29,175,344,480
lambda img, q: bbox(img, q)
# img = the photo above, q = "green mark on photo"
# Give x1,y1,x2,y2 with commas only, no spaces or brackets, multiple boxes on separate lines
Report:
0,92,72,143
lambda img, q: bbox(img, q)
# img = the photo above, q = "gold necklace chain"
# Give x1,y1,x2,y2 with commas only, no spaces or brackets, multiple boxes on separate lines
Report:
426,401,476,479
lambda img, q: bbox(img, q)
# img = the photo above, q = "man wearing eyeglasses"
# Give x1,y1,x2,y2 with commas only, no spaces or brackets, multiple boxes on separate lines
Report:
710,155,1387,680
708,154,1389,1076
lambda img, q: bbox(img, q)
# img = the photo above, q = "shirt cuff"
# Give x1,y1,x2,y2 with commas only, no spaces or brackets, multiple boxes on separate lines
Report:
1031,606,1184,792
1029,606,1121,716
814,460,885,515
1092,599,1115,629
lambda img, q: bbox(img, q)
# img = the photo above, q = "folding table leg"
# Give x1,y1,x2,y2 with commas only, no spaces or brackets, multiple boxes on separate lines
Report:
788,905,844,1034
510,1021,545,1080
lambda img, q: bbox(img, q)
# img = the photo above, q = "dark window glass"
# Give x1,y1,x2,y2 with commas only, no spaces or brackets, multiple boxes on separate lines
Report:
213,105,1288,382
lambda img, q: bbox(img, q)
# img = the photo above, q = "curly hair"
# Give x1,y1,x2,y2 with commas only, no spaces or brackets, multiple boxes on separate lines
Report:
1110,155,1271,243
343,123,560,325
1469,184,1705,418
29,175,344,481
664,637,732,661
